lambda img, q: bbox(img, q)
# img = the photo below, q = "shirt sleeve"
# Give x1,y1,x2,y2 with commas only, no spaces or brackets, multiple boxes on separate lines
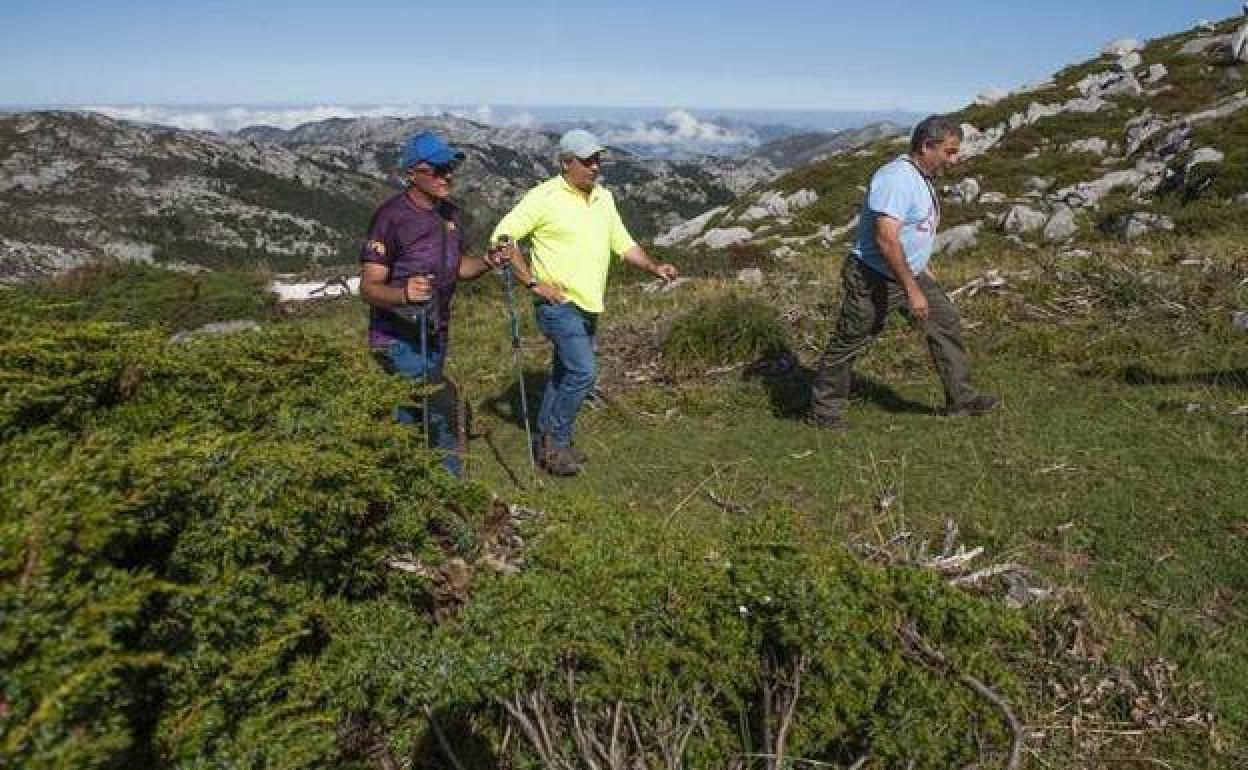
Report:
607,194,638,257
360,206,395,266
491,188,542,244
866,167,913,222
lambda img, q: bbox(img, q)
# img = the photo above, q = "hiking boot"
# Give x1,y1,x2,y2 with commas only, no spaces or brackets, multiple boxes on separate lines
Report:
946,393,1000,417
803,412,849,431
540,445,582,477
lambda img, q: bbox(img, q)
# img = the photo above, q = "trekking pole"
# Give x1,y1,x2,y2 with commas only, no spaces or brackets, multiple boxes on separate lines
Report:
496,236,538,479
395,273,437,449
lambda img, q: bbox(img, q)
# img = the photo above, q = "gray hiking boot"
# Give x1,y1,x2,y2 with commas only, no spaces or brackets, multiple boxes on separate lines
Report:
946,393,1000,417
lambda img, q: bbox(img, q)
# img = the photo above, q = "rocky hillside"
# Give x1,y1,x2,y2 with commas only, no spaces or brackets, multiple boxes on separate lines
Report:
0,111,391,282
235,114,777,246
0,111,777,283
658,14,1248,262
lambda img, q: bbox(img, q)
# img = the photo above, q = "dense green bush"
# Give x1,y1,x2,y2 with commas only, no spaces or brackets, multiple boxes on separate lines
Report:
20,263,280,330
663,294,792,370
2,273,1030,768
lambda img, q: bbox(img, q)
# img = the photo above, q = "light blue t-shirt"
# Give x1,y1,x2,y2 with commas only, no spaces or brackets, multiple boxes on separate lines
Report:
851,155,940,279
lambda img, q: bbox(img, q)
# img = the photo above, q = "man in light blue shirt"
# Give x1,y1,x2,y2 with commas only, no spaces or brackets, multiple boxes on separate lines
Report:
808,115,998,429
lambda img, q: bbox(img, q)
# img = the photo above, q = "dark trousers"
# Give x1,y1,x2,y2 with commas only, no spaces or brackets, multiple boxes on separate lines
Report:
811,257,977,418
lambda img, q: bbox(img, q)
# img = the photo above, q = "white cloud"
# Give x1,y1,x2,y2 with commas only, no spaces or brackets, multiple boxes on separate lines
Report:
78,104,512,133
598,108,755,146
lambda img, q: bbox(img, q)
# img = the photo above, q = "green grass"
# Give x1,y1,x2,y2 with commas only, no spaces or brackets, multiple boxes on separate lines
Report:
430,233,1248,768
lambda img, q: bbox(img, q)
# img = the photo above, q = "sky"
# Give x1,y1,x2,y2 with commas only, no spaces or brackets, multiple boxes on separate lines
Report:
1,1,1243,113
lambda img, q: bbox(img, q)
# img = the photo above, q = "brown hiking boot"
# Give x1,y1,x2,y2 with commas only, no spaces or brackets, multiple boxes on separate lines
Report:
537,435,582,477
541,445,582,477
946,393,999,417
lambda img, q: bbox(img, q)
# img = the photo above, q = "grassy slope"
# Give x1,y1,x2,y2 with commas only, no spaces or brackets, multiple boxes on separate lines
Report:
288,215,1248,766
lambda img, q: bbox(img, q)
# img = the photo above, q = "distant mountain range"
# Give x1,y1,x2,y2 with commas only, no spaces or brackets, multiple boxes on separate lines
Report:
0,108,905,282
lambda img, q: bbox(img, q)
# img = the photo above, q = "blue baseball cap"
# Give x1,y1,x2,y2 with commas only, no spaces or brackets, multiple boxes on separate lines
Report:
400,131,465,169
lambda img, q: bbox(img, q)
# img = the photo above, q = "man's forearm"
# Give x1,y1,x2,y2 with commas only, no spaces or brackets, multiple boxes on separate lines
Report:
622,245,662,275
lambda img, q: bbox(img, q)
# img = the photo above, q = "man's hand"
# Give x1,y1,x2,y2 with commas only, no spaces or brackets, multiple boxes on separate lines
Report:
532,281,568,304
405,274,434,304
486,239,520,269
653,263,679,282
905,284,930,322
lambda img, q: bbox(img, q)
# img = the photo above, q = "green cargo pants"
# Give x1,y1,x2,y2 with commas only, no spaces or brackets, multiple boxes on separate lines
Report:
810,256,978,419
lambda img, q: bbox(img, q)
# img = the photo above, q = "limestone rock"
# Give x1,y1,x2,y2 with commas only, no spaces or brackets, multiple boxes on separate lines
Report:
738,189,817,223
1102,38,1143,57
695,227,753,250
1026,176,1054,193
655,206,727,246
1043,206,1078,242
934,222,982,255
1117,52,1143,72
1000,204,1048,235
1066,137,1110,155
1179,35,1228,56
1185,147,1225,173
1145,63,1168,84
736,267,764,287
976,88,1008,106
1118,212,1175,240
947,177,981,205
978,192,1008,205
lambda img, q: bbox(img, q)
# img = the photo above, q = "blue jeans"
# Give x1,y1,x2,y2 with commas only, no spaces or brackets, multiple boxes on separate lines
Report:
374,338,462,478
535,301,598,448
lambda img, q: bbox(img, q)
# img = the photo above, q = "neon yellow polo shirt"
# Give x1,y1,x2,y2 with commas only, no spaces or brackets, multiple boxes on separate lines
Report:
491,176,638,314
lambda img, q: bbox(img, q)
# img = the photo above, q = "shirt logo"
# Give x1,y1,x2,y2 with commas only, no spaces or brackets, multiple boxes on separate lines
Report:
366,240,386,257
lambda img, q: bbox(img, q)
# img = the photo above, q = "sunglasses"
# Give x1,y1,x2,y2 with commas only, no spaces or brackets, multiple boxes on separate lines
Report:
414,162,457,178
575,153,604,167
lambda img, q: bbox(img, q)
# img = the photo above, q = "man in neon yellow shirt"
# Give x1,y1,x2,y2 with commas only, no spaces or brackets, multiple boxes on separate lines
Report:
493,129,679,476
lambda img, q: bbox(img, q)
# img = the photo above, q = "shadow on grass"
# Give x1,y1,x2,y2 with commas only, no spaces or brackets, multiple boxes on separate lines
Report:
1118,365,1248,390
745,351,938,418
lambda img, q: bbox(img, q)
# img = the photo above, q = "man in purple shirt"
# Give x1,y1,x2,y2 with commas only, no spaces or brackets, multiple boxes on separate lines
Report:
359,131,502,477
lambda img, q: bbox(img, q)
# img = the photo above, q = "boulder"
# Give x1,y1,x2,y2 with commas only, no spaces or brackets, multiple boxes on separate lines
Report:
736,268,764,287
978,192,1008,205
947,177,981,205
1102,38,1143,56
1145,63,1168,84
1185,146,1225,173
1179,35,1228,56
975,87,1008,106
695,227,753,250
1075,71,1143,99
1066,137,1110,155
1238,192,1248,204
934,222,983,255
1234,311,1248,332
1124,113,1166,156
1043,206,1078,242
1025,176,1054,192
1233,22,1248,63
1000,204,1048,235
1118,212,1175,240
738,189,818,223
655,206,727,246
1117,52,1143,72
